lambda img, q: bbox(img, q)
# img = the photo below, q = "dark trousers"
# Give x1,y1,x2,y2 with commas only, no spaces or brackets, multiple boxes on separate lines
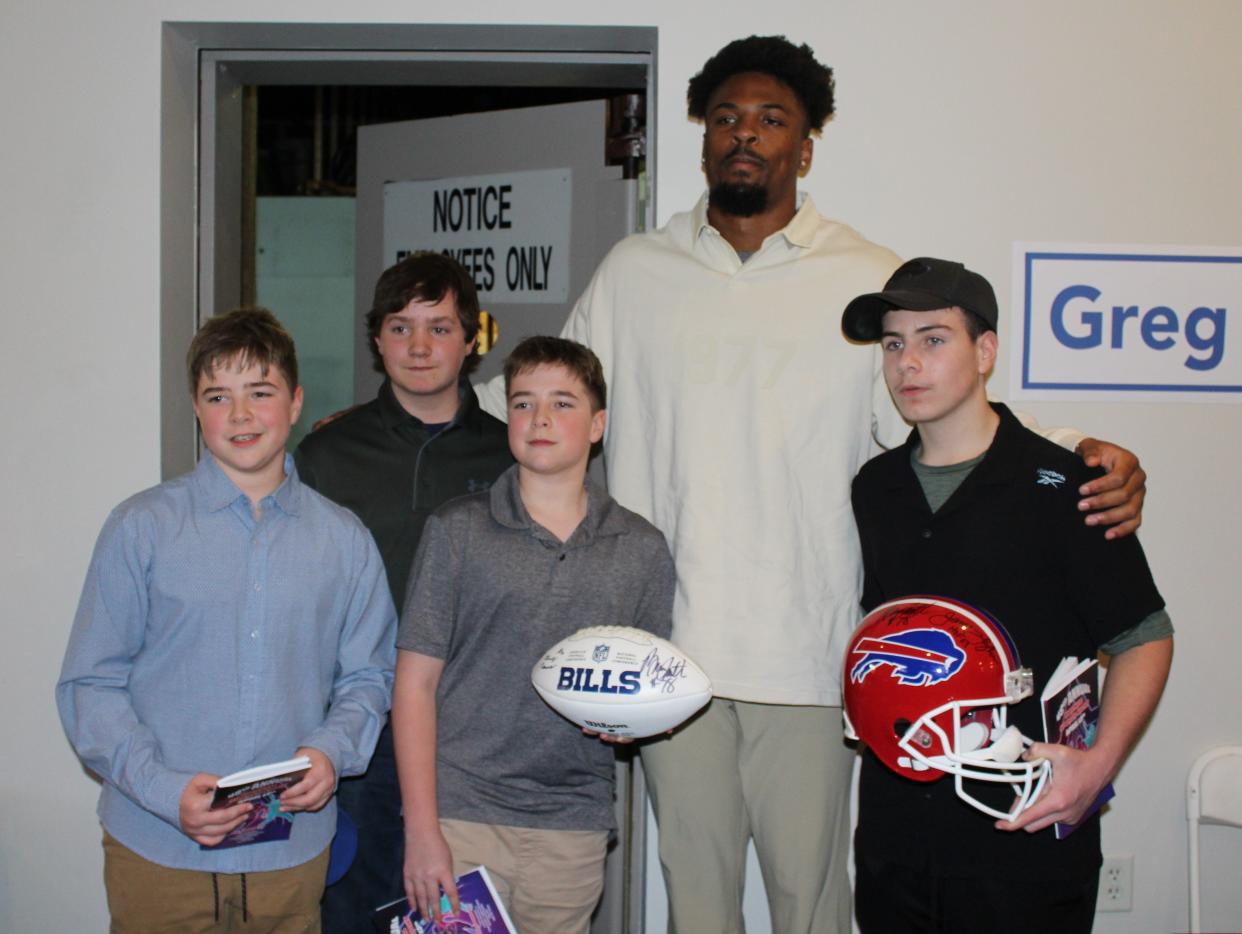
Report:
855,848,1099,934
321,723,404,933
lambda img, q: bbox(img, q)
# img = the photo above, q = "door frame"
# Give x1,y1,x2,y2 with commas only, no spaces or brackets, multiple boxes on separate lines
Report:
159,21,658,934
161,22,657,479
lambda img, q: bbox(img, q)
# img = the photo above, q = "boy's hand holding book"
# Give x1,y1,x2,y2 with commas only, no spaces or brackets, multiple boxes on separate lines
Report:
403,824,461,924
997,655,1117,836
278,747,335,813
995,741,1114,834
194,754,315,849
376,865,517,933
180,773,252,846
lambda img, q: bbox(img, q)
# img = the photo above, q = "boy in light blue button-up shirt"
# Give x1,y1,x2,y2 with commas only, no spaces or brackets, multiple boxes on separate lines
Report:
57,308,396,929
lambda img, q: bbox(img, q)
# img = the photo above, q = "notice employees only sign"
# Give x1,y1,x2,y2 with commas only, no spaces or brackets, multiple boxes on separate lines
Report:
1012,244,1242,403
384,168,572,304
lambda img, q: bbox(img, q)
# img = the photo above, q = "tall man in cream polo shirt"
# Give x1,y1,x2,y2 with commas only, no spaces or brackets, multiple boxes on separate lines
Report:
478,35,1146,934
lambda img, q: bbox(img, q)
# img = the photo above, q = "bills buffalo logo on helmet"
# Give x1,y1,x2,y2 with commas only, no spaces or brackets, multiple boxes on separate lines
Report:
848,629,967,687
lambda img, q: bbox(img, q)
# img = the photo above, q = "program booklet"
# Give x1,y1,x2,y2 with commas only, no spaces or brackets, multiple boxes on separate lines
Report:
202,755,311,850
1040,657,1114,839
372,866,517,934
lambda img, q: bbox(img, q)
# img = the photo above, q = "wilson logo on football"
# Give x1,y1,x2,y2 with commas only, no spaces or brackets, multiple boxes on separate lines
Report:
848,629,967,687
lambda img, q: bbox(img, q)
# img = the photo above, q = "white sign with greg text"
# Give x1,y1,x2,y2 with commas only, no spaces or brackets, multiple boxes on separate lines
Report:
1011,244,1241,402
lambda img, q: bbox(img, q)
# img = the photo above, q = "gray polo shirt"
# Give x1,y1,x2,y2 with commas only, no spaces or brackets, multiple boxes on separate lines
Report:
398,464,676,831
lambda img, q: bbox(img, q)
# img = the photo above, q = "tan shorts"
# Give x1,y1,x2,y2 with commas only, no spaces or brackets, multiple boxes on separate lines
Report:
439,818,609,934
102,831,329,933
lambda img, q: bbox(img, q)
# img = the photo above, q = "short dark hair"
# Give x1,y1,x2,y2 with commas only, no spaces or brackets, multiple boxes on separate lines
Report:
503,336,607,412
364,251,481,375
687,35,835,135
961,308,996,341
186,307,298,395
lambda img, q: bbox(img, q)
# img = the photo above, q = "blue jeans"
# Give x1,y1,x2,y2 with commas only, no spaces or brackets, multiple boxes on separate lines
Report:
321,722,405,933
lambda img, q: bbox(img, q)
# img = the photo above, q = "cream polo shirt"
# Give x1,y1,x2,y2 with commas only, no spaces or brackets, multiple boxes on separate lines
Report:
478,193,1082,706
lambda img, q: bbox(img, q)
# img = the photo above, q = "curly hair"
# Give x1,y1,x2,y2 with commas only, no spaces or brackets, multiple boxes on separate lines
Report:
686,35,835,134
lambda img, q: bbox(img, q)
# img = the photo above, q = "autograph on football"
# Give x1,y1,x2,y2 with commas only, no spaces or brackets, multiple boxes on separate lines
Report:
640,648,687,694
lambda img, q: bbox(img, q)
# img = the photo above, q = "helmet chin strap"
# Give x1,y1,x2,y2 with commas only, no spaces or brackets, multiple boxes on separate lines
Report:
958,709,1028,763
978,725,1027,763
897,755,931,772
958,719,991,754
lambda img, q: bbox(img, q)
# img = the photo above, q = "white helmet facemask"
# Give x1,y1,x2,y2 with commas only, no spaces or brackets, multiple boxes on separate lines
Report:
897,697,1051,821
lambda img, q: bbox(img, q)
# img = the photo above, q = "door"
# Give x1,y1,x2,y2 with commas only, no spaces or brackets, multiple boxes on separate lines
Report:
354,100,645,934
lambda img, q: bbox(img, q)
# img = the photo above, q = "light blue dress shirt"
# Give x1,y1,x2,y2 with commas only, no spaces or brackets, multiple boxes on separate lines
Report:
57,453,397,872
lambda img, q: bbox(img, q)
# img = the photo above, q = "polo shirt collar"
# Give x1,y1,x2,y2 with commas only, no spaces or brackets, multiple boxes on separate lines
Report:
882,402,1028,493
489,463,628,543
780,192,820,248
193,451,302,516
691,190,820,251
971,403,1029,484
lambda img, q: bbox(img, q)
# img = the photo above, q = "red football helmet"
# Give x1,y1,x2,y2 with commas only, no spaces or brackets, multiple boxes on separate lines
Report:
842,595,1049,821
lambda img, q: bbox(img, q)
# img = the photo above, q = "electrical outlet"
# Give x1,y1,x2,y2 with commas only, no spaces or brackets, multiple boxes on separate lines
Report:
1100,854,1133,912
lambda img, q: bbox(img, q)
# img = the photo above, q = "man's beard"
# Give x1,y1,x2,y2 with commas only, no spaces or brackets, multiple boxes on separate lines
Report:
709,182,769,218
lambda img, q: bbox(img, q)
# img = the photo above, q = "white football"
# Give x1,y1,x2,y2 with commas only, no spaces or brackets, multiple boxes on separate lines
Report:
531,626,713,738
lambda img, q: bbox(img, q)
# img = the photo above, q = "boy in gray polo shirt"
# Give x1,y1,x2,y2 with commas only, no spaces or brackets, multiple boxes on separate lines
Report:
391,336,675,933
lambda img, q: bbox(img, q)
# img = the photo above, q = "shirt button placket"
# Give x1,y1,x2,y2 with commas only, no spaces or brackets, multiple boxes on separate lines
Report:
241,528,266,759
550,548,572,598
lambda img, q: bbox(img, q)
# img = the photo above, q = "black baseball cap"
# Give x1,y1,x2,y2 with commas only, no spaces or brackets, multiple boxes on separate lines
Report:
842,257,998,342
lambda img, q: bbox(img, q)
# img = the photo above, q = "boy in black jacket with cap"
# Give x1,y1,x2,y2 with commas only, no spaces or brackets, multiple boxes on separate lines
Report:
843,258,1172,934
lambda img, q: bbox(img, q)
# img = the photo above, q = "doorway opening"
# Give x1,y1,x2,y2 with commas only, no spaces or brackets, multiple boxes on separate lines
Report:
162,22,656,476
160,23,657,934
249,84,646,447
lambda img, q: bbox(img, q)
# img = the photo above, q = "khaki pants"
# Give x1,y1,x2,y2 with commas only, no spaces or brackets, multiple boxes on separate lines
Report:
439,818,608,934
102,831,329,933
642,699,855,934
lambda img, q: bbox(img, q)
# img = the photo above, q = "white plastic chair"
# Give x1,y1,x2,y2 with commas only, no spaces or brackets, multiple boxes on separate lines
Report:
1187,745,1242,933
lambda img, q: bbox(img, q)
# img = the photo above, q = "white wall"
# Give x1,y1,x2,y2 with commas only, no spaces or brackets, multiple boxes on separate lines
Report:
2,2,1239,931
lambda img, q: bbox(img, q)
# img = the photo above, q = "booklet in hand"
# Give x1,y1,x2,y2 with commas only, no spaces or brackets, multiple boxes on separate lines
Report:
202,755,311,850
1040,657,1114,839
372,866,517,933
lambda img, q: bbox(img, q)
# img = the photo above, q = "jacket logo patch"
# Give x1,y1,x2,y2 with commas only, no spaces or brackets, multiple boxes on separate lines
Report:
1036,468,1066,488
